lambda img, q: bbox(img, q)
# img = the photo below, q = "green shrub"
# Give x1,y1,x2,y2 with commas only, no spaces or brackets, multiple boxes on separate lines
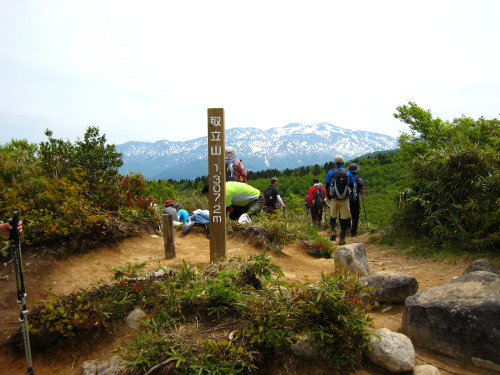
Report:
393,102,500,252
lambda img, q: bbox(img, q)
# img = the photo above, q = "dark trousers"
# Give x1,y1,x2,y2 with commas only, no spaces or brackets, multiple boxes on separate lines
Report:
310,205,324,227
349,199,361,235
229,205,248,221
229,193,265,221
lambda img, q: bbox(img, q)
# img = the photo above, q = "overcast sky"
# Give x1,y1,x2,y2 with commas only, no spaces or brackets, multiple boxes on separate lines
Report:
1,0,499,146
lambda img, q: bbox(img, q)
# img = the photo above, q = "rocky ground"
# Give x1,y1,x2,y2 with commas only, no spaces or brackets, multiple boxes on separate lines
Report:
0,229,497,375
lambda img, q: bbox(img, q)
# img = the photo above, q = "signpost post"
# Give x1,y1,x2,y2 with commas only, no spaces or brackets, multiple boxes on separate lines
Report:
207,108,226,262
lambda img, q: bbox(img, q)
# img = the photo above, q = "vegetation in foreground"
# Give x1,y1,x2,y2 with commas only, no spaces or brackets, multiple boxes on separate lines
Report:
25,254,373,374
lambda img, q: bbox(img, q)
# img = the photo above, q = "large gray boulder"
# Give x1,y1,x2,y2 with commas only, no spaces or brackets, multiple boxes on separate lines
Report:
360,271,418,304
334,243,370,276
402,270,500,367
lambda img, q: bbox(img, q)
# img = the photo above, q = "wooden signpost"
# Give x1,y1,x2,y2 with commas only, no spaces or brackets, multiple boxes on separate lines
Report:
207,108,227,262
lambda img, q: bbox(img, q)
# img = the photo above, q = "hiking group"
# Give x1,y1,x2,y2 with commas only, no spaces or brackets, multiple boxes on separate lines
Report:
199,147,365,245
323,155,365,245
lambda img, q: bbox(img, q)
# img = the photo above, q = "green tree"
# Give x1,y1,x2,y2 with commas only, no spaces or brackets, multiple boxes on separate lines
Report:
72,126,123,207
39,126,123,208
38,130,74,179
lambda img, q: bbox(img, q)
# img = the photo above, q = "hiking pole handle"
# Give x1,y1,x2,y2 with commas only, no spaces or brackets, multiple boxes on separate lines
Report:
8,211,20,242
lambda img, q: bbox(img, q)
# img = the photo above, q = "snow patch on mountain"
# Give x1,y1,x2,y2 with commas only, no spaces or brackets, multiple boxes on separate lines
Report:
116,122,397,180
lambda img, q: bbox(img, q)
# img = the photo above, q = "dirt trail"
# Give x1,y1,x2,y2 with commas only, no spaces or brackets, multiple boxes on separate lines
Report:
0,230,496,375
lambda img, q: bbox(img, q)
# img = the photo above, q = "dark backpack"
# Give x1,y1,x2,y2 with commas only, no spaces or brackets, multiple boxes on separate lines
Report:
264,186,277,207
312,185,326,206
329,169,349,200
349,175,360,203
225,159,235,181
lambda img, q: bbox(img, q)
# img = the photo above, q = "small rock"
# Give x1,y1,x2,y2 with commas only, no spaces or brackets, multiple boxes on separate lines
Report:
126,308,146,329
463,259,500,275
81,360,99,375
472,357,500,372
367,328,415,373
290,332,320,359
413,364,441,375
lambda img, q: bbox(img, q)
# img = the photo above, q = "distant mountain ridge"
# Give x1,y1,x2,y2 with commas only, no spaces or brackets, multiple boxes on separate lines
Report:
116,122,398,180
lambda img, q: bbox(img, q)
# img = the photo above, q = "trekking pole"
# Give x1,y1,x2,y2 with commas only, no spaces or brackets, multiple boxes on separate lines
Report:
9,211,35,375
361,196,369,232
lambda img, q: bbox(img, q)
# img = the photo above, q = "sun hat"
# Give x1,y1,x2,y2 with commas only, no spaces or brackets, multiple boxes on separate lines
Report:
164,199,174,206
225,147,236,160
334,155,344,164
348,163,360,172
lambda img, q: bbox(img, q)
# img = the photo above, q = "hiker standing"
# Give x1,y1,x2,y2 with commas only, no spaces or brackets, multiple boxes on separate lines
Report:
306,177,328,230
225,147,248,183
161,200,179,221
324,155,355,245
203,182,264,221
347,163,365,237
263,177,286,215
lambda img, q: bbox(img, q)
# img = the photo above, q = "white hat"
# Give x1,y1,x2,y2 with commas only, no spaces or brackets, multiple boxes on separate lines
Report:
334,155,344,164
225,147,236,159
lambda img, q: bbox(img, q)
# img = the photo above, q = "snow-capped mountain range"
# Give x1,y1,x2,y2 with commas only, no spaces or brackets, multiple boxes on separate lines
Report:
116,122,398,180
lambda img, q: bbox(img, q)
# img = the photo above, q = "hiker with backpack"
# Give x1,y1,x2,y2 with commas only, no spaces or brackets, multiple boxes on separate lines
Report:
347,163,365,237
324,155,356,245
225,147,247,183
306,176,328,230
263,177,286,215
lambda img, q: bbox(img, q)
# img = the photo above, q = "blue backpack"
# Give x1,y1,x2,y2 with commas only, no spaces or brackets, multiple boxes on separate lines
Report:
225,159,235,181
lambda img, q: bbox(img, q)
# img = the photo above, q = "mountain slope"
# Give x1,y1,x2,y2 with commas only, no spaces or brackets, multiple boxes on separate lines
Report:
116,122,397,180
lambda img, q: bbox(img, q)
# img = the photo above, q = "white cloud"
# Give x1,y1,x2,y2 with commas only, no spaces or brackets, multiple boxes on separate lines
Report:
1,0,499,145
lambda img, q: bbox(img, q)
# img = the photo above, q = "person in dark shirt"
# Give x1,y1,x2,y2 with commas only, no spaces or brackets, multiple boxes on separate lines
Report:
347,163,365,237
264,177,286,215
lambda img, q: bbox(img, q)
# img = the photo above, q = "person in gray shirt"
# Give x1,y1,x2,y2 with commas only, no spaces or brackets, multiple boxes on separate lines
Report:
161,199,178,221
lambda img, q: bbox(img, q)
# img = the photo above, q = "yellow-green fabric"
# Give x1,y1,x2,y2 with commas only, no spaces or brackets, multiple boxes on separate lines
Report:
226,182,260,207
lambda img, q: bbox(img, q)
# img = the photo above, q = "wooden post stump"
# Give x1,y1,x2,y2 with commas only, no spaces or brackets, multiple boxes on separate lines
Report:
162,214,176,259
